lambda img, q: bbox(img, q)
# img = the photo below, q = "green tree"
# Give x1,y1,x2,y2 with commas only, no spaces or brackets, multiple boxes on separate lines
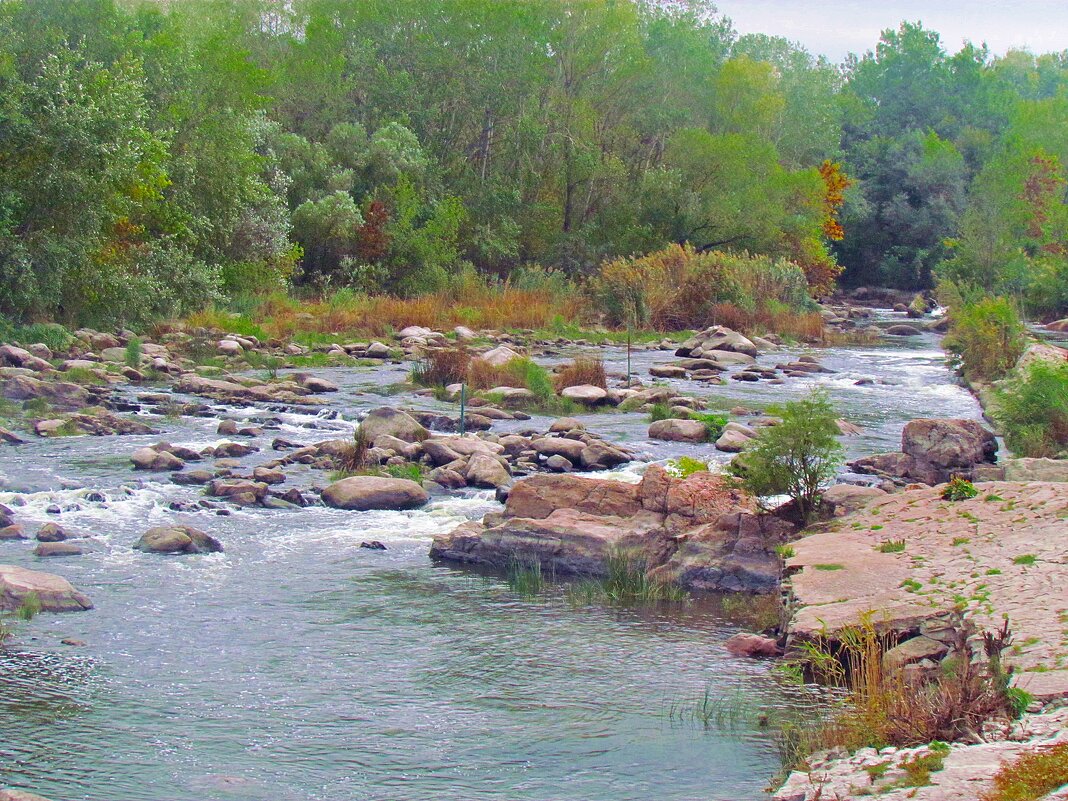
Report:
730,390,844,523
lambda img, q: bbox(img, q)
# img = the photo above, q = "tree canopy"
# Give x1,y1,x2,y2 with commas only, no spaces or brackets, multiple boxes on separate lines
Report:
1,1,1066,326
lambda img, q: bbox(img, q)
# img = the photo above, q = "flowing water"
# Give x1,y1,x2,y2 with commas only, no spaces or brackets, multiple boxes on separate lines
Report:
0,313,983,801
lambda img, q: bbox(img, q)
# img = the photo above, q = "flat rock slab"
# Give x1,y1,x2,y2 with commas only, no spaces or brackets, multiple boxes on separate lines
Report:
786,482,1068,686
0,564,92,612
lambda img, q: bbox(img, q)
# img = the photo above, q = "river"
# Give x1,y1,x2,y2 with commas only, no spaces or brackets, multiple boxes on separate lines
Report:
0,312,983,801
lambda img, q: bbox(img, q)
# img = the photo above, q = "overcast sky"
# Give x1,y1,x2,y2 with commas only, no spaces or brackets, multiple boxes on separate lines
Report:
714,1,1068,62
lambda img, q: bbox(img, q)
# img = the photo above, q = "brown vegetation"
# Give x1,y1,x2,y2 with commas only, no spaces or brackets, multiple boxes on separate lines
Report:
552,357,607,391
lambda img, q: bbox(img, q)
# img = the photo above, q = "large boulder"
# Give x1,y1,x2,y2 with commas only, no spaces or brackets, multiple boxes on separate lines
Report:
464,453,512,489
1003,458,1068,483
531,437,586,462
901,418,997,470
479,345,522,367
648,418,708,443
821,484,888,516
430,509,674,577
321,476,429,511
1015,342,1068,371
1046,318,1068,333
134,526,222,554
0,564,92,612
648,511,791,593
504,474,642,520
560,385,607,405
431,467,767,590
359,407,429,443
677,326,758,358
852,418,997,486
130,447,184,472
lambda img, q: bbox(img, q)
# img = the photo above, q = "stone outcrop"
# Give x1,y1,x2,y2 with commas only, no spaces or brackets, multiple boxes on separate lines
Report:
0,564,93,612
431,466,789,592
850,418,997,485
676,326,759,358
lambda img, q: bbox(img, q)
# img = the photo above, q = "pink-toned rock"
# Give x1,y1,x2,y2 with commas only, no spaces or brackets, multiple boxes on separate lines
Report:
726,632,781,657
504,474,641,520
0,564,92,612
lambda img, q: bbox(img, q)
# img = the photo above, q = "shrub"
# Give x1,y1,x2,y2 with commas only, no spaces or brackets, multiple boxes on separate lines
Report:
665,456,710,478
941,476,979,501
591,243,815,332
779,618,1019,765
0,320,73,352
648,402,676,422
411,346,471,387
943,296,1027,382
340,427,372,473
552,357,607,391
124,338,142,368
693,412,727,440
729,389,843,523
992,359,1068,458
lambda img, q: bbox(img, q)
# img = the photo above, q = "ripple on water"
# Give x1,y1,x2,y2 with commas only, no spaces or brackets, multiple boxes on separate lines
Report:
0,327,982,801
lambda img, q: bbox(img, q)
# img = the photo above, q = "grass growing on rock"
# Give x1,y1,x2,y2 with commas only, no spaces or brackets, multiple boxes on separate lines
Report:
552,357,607,391
981,742,1068,801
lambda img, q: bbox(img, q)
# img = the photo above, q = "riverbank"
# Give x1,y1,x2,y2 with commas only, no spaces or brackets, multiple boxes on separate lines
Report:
0,304,1038,800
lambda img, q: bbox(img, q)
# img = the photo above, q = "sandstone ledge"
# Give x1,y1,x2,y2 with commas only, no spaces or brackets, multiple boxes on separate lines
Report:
784,481,1068,695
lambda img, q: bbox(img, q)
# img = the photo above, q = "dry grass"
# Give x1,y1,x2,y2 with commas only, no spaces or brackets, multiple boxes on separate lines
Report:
707,303,825,341
784,618,1016,758
412,346,471,387
189,286,586,341
981,742,1068,801
552,357,607,391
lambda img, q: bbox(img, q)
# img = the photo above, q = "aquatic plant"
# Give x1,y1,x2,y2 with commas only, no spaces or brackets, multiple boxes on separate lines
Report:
568,548,686,606
506,555,545,597
0,592,41,646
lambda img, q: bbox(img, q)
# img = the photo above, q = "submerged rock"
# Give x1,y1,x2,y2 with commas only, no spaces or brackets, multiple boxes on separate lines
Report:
725,633,781,657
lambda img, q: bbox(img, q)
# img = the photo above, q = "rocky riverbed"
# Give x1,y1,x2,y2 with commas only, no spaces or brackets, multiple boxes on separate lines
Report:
1,307,1065,801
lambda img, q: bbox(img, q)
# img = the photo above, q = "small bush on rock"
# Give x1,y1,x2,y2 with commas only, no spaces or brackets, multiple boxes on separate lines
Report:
941,476,979,501
729,389,843,523
665,456,710,478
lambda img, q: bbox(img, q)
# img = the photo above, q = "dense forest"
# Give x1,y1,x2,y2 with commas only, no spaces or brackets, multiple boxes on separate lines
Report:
1,0,1067,328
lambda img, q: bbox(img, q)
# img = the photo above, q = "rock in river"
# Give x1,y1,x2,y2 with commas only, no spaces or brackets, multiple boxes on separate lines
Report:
134,526,223,555
321,476,429,511
0,564,93,611
359,407,429,444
